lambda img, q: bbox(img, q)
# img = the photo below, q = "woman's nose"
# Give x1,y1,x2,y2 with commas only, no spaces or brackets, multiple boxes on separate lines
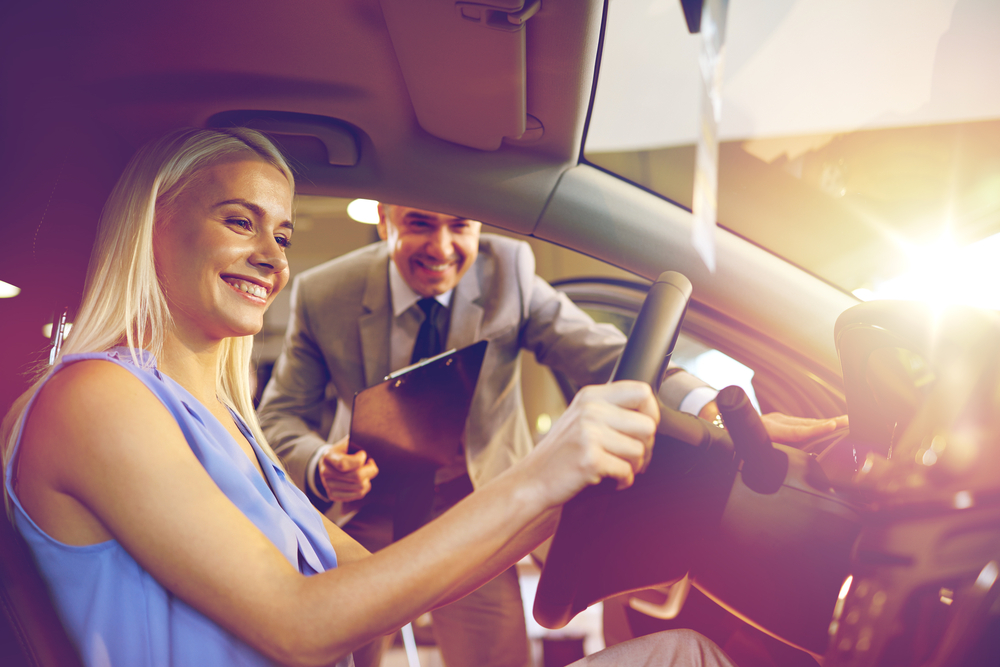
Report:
252,236,289,274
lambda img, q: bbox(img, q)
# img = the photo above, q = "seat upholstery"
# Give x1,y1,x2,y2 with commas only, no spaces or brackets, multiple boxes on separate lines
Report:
0,514,82,667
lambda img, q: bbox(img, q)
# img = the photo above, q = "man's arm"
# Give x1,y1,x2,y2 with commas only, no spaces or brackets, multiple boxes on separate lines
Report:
512,242,711,413
511,240,623,387
512,244,846,441
696,400,849,444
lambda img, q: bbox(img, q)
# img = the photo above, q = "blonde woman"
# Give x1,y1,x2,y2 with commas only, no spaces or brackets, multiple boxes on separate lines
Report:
1,128,735,667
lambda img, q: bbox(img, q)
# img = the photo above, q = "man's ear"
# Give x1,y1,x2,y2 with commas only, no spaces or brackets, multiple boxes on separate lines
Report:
376,202,389,240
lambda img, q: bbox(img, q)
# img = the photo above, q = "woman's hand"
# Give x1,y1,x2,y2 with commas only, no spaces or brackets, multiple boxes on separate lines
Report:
518,381,659,509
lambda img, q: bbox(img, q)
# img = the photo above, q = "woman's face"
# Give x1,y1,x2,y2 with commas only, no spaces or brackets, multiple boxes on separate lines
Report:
154,158,293,344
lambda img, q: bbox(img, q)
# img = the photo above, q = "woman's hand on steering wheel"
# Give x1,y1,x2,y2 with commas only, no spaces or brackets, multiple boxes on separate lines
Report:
517,381,659,509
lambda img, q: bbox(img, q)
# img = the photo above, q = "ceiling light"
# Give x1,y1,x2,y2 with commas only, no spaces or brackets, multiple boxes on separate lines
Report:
0,280,21,298
535,413,552,435
347,199,380,224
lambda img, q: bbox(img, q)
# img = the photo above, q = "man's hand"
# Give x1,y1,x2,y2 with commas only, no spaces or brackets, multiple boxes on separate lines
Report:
317,438,379,502
699,400,848,445
760,412,848,444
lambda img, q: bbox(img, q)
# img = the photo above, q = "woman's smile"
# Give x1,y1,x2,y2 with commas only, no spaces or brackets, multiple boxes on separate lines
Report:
221,275,272,303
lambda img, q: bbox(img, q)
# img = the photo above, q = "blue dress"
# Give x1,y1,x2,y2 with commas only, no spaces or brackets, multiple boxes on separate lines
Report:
4,349,354,667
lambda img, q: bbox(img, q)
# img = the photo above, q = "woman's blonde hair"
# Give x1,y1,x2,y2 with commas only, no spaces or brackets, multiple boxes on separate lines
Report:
3,127,294,484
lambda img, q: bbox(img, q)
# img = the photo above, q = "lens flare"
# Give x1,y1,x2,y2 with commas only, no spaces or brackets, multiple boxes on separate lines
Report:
856,232,1000,310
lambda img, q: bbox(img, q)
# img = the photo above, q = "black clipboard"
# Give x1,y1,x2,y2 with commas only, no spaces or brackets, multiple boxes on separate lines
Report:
348,340,487,474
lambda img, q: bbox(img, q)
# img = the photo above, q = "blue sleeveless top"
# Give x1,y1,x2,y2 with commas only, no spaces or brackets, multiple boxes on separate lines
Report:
4,350,353,667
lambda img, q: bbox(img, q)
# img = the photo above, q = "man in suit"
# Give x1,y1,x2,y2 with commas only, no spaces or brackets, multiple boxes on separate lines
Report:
257,203,843,666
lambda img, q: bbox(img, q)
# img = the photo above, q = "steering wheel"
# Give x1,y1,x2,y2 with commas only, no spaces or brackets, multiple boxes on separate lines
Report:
606,270,692,389
533,270,737,629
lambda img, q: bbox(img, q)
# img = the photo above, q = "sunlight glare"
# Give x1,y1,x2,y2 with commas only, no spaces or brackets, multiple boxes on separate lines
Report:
688,350,761,412
852,288,875,302
858,231,1000,310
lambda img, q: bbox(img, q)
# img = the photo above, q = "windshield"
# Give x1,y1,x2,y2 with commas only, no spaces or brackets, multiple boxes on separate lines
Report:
585,0,1000,309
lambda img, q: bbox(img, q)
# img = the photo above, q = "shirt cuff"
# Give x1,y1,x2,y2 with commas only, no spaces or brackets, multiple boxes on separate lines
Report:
307,444,334,501
678,386,719,417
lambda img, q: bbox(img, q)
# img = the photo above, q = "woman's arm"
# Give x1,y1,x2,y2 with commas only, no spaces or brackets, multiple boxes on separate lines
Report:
18,361,656,667
321,495,558,612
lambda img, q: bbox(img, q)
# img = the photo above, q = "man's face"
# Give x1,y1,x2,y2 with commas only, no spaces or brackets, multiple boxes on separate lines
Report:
377,204,481,297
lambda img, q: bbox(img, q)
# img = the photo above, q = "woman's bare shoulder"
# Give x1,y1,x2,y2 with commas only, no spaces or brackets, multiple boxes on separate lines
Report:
16,359,184,544
32,358,155,418
21,358,181,481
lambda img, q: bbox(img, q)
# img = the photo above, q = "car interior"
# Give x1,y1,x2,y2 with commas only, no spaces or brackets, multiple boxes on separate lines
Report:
2,1,999,666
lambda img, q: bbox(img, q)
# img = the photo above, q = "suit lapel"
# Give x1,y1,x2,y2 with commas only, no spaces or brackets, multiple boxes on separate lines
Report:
359,252,392,388
448,255,485,349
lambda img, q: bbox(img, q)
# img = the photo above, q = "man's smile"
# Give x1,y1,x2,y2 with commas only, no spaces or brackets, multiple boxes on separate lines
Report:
413,256,458,273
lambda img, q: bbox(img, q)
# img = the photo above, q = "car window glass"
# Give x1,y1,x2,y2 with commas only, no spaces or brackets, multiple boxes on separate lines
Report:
521,302,764,444
585,0,1000,310
582,307,762,413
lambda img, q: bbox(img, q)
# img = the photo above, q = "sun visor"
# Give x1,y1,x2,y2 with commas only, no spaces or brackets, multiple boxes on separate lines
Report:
380,0,540,151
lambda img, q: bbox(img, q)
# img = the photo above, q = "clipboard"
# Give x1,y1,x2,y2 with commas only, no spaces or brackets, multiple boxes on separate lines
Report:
348,340,488,474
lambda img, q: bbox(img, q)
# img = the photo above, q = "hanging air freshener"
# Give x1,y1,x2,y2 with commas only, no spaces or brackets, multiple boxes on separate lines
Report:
691,0,729,272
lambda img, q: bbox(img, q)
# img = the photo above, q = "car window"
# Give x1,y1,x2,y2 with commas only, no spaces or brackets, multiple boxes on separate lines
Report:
579,305,761,412
522,282,763,442
585,0,1000,310
263,201,769,433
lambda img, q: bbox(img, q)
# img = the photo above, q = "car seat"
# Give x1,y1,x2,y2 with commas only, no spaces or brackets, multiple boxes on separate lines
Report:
0,513,83,667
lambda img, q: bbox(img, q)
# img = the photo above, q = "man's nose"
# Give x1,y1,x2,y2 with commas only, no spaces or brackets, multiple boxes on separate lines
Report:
425,226,454,258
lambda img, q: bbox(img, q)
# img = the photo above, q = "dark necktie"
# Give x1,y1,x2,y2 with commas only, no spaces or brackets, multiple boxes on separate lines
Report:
410,297,446,364
395,297,449,541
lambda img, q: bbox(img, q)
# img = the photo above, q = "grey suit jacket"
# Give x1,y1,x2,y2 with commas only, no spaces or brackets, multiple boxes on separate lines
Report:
258,234,706,510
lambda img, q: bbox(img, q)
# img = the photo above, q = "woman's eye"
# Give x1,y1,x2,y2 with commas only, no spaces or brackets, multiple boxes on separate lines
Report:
228,218,252,230
276,236,292,249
